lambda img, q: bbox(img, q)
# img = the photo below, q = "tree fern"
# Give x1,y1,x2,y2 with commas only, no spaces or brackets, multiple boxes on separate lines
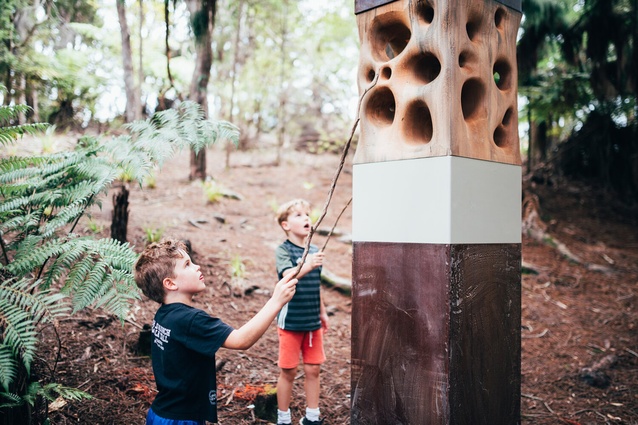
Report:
0,92,238,421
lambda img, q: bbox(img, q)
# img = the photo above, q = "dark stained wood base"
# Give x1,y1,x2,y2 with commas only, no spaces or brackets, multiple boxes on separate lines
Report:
351,242,521,425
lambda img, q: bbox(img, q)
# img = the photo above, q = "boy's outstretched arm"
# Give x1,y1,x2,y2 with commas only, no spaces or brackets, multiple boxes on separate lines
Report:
222,273,297,350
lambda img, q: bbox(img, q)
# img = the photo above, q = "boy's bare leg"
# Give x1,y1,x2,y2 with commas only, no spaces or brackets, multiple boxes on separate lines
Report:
277,368,297,411
303,364,321,409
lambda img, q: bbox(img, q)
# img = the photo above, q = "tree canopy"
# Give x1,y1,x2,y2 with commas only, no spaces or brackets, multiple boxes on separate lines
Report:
518,0,638,201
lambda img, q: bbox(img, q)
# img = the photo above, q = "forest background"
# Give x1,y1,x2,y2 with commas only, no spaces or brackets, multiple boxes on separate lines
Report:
0,0,637,424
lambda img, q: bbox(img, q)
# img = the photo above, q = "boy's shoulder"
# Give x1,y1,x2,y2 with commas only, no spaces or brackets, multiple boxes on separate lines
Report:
278,239,318,251
156,302,204,320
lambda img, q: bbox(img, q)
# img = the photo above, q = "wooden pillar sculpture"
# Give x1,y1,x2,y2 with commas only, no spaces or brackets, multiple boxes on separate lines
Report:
351,1,522,424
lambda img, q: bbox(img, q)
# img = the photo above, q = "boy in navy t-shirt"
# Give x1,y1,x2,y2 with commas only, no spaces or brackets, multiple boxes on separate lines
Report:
134,239,297,424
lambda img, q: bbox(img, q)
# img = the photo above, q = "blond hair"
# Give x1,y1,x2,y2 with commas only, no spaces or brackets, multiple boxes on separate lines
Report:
134,239,188,304
276,199,311,228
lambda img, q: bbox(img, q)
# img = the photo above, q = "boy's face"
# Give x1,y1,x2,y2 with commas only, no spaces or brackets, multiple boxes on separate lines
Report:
167,250,206,296
282,206,312,238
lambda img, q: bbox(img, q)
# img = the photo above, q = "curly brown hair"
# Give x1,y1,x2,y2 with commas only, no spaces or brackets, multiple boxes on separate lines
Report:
134,239,188,304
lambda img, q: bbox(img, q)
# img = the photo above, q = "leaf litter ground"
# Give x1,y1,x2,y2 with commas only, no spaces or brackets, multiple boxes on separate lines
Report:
38,148,637,425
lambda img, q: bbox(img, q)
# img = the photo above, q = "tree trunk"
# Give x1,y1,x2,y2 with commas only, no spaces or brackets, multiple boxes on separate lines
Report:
116,0,141,122
526,98,532,172
275,0,289,166
186,0,217,181
226,0,245,169
26,81,39,122
138,0,144,116
17,74,26,124
111,185,129,243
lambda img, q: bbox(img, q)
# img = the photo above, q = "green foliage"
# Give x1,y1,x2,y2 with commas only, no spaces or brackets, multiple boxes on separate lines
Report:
519,0,638,199
144,226,164,245
230,255,246,279
144,171,157,189
0,95,239,421
84,218,104,234
0,103,49,147
310,208,321,224
202,180,224,204
0,381,92,410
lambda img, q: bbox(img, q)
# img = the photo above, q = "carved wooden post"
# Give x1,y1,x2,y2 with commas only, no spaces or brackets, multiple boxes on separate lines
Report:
351,1,522,424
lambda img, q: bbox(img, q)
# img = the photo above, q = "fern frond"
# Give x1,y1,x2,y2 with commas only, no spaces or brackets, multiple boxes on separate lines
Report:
0,345,18,392
62,255,95,293
39,382,92,402
0,211,42,235
88,238,137,270
0,123,50,147
0,303,37,372
4,239,67,276
0,156,51,181
0,278,69,325
0,190,61,214
42,238,89,289
0,278,69,386
39,202,85,238
0,104,32,123
94,283,139,320
0,389,23,409
52,238,139,318
72,260,109,312
213,120,240,146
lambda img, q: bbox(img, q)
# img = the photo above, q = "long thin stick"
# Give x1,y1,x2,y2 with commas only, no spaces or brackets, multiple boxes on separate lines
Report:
321,197,351,252
292,72,379,278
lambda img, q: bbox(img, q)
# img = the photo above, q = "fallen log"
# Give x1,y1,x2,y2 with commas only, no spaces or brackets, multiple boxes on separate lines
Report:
522,191,612,273
321,268,351,295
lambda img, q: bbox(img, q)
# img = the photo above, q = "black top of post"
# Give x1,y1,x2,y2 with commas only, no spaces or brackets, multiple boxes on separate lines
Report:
354,0,522,14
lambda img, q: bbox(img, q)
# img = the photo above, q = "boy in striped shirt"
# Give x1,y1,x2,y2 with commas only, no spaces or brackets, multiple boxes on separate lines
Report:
275,199,329,425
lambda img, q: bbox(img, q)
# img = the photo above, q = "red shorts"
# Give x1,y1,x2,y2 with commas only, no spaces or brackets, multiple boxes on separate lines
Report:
277,328,326,369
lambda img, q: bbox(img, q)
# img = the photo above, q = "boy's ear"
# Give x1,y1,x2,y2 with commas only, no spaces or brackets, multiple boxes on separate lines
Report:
281,220,291,232
163,277,178,291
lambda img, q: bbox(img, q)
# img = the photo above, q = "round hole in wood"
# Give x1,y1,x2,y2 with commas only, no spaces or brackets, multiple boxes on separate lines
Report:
494,8,506,30
408,52,441,84
417,2,434,24
365,87,396,127
493,125,506,147
502,107,513,126
403,100,433,144
493,108,514,147
461,78,486,122
466,13,482,41
366,68,376,83
459,51,469,68
493,59,512,90
381,66,392,80
370,15,411,61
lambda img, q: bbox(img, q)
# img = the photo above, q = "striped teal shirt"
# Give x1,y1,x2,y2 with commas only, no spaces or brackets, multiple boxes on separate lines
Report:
275,240,322,331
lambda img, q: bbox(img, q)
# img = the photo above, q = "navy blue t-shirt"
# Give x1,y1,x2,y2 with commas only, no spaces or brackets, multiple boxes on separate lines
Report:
149,303,233,423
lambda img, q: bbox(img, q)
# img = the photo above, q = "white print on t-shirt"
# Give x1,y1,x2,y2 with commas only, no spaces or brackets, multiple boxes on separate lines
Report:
151,320,171,350
209,390,217,406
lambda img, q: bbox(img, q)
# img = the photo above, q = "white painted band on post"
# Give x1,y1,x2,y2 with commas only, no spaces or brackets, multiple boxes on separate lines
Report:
352,156,522,244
